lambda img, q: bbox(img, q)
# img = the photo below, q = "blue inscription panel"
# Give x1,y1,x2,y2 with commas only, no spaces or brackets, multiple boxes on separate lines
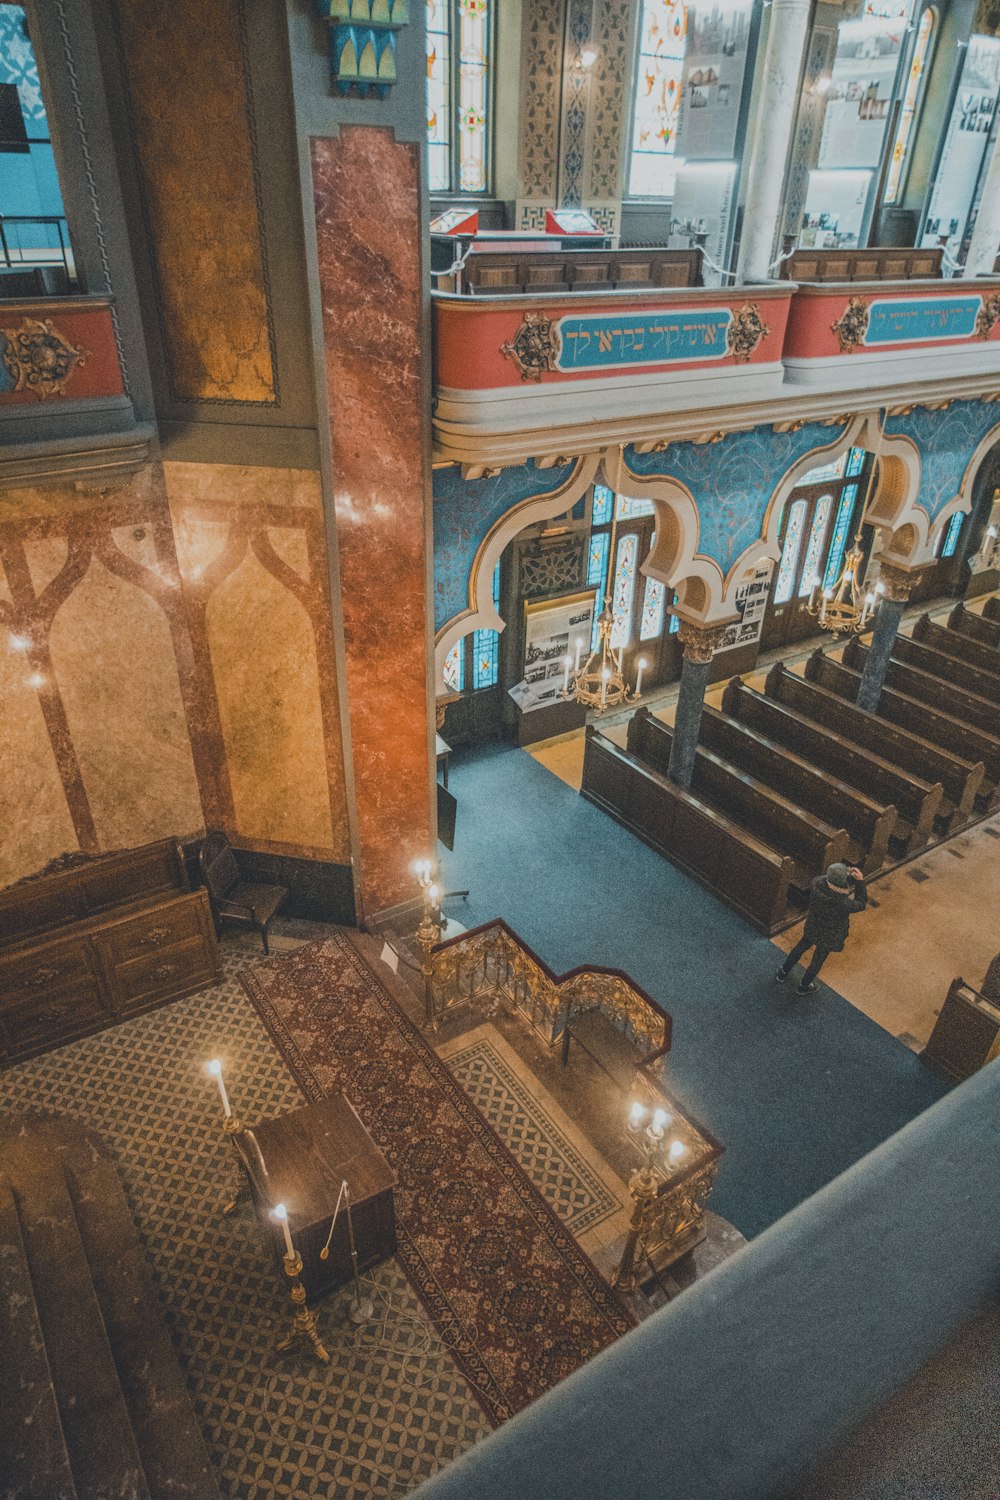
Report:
555,309,733,371
865,296,982,346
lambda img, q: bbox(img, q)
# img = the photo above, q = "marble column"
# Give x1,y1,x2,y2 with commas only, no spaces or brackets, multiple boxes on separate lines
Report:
964,132,1000,279
856,564,913,713
735,0,813,285
667,621,732,788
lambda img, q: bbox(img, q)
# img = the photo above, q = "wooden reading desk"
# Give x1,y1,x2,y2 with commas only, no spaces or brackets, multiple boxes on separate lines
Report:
248,1093,396,1300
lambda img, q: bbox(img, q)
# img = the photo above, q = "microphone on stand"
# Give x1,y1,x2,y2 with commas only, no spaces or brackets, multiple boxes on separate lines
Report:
320,1178,374,1323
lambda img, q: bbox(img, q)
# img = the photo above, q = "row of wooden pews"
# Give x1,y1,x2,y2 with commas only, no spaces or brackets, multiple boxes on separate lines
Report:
581,602,1000,933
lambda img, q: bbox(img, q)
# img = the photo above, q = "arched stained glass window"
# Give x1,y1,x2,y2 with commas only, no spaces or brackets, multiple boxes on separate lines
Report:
939,510,964,559
799,495,834,596
592,484,614,526
846,446,867,478
774,500,807,605
823,484,859,590
640,575,667,639
884,8,935,205
443,640,464,691
627,0,688,198
426,0,493,196
611,534,638,646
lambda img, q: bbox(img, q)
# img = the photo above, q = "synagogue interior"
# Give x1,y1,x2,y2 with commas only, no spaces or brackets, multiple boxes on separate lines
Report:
1,1,999,1497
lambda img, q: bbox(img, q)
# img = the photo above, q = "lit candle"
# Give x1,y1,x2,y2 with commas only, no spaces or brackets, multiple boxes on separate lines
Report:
562,654,572,694
629,1101,646,1130
428,883,441,907
668,1139,687,1167
820,589,830,624
413,858,431,887
272,1202,295,1259
808,583,817,612
862,592,875,627
650,1107,670,1139
574,637,584,672
636,656,648,697
600,666,611,709
207,1058,231,1117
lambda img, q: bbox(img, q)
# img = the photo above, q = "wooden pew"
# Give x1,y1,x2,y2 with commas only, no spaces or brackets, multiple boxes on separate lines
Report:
843,637,1000,738
890,632,1000,703
950,601,1000,649
723,677,942,851
984,596,1000,624
696,705,895,875
810,651,1000,792
581,727,797,934
912,614,1000,675
627,709,850,887
794,655,985,822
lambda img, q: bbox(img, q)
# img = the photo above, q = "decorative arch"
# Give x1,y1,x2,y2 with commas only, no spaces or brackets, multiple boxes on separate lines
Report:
434,453,601,690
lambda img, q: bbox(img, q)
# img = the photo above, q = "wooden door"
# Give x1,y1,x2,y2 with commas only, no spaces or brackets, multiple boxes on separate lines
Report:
760,478,868,651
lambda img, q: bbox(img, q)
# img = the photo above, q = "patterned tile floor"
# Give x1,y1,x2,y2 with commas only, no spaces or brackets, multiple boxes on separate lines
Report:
0,934,653,1499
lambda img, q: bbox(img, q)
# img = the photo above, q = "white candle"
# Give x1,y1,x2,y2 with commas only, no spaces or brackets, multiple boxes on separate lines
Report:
600,667,611,708
669,1140,687,1166
636,657,648,697
820,590,830,624
650,1107,669,1138
574,637,584,672
207,1058,231,1117
629,1101,646,1130
272,1202,295,1259
562,654,572,694
808,583,817,612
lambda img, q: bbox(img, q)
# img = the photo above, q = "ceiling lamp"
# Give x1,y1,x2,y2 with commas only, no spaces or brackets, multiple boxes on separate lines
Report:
565,505,630,714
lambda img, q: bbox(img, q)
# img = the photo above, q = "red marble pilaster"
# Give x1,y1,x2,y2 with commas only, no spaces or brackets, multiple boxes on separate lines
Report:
312,128,433,919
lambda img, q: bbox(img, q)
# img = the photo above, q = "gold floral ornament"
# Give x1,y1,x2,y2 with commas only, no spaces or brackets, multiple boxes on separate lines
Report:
974,293,1000,341
725,302,770,363
831,297,870,354
1,317,89,399
500,312,561,382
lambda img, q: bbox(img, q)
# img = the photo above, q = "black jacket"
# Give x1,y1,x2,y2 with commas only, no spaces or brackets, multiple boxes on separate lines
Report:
803,874,868,952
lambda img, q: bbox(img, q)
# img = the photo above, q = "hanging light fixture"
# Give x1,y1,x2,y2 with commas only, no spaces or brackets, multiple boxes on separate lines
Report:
565,496,630,714
805,413,885,637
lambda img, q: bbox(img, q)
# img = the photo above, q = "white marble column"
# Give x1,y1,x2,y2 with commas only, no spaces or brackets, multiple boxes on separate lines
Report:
736,0,814,286
964,131,1000,279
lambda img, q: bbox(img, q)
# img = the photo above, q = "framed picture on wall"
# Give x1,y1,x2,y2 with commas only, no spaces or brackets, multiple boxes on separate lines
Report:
509,591,596,713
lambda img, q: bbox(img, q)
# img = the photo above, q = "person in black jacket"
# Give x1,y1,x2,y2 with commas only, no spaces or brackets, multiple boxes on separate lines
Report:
775,862,868,996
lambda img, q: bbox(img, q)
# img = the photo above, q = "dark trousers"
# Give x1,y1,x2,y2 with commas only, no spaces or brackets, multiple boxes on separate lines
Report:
780,937,832,987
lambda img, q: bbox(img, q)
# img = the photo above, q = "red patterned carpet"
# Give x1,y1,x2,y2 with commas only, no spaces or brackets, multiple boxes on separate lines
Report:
241,933,634,1424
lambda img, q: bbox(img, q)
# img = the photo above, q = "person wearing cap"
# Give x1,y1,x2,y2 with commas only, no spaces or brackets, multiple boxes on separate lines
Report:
775,862,868,996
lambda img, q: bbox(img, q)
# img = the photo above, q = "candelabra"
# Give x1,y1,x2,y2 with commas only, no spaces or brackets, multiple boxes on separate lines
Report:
805,535,880,637
612,1099,688,1293
272,1204,330,1363
413,859,442,1028
207,1058,249,1216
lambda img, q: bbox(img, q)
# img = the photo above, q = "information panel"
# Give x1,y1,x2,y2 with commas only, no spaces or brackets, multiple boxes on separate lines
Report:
676,0,755,161
920,35,1000,260
818,17,905,170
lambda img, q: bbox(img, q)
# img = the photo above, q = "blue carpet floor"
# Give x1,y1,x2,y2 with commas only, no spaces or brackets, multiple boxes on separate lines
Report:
441,743,949,1238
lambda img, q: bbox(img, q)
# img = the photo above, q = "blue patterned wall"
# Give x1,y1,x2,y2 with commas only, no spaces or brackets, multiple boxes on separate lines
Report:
0,4,47,125
884,399,1000,525
624,420,849,575
433,458,576,629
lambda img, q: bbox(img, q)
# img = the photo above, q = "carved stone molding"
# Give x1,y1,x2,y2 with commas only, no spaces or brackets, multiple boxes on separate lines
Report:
726,303,770,364
500,313,561,382
676,618,734,664
876,561,918,602
831,298,870,354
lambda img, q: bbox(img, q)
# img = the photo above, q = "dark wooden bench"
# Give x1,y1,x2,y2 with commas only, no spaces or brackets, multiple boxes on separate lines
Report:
627,709,849,888
912,613,1000,675
779,246,942,282
457,246,703,296
796,655,985,824
984,596,1000,625
843,637,1000,738
949,601,1000,650
890,632,1000,703
811,652,1000,793
697,703,895,875
582,727,797,933
723,677,942,851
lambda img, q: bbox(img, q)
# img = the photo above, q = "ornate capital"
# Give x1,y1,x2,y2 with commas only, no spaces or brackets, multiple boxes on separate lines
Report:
500,313,561,382
876,562,917,602
676,619,733,664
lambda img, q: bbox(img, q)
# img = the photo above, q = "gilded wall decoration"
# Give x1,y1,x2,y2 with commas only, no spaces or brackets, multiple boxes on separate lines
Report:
112,0,277,405
517,0,565,217
975,293,1000,341
726,303,770,364
500,313,561,381
831,297,871,354
316,0,411,96
0,318,89,398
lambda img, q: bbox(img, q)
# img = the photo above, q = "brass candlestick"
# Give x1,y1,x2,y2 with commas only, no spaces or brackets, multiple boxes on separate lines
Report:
276,1250,330,1363
415,872,442,1029
612,1165,660,1293
221,1112,248,1217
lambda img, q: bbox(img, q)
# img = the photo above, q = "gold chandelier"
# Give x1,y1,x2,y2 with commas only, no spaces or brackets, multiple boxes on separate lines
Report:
806,532,879,636
564,502,630,714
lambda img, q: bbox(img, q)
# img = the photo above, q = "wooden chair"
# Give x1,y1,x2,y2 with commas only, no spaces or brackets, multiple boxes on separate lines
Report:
198,831,286,954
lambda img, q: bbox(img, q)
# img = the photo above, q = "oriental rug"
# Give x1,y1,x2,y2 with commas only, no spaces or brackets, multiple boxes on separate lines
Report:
241,933,635,1424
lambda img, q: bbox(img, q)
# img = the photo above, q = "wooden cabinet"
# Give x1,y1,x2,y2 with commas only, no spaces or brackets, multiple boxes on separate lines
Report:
0,840,220,1066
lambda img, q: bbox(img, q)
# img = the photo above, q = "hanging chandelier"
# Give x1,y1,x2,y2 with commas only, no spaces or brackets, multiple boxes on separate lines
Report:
806,532,880,637
564,501,630,714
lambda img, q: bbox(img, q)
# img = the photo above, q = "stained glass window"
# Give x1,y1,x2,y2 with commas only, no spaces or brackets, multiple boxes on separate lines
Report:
616,494,657,520
774,500,807,605
939,511,964,559
884,9,934,204
628,0,688,199
611,534,638,647
799,496,834,596
591,589,603,653
426,0,492,196
588,530,610,588
472,627,498,688
846,446,867,478
426,1,452,193
669,610,680,634
443,640,464,691
823,484,859,590
592,484,614,526
640,576,667,639
801,453,847,485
